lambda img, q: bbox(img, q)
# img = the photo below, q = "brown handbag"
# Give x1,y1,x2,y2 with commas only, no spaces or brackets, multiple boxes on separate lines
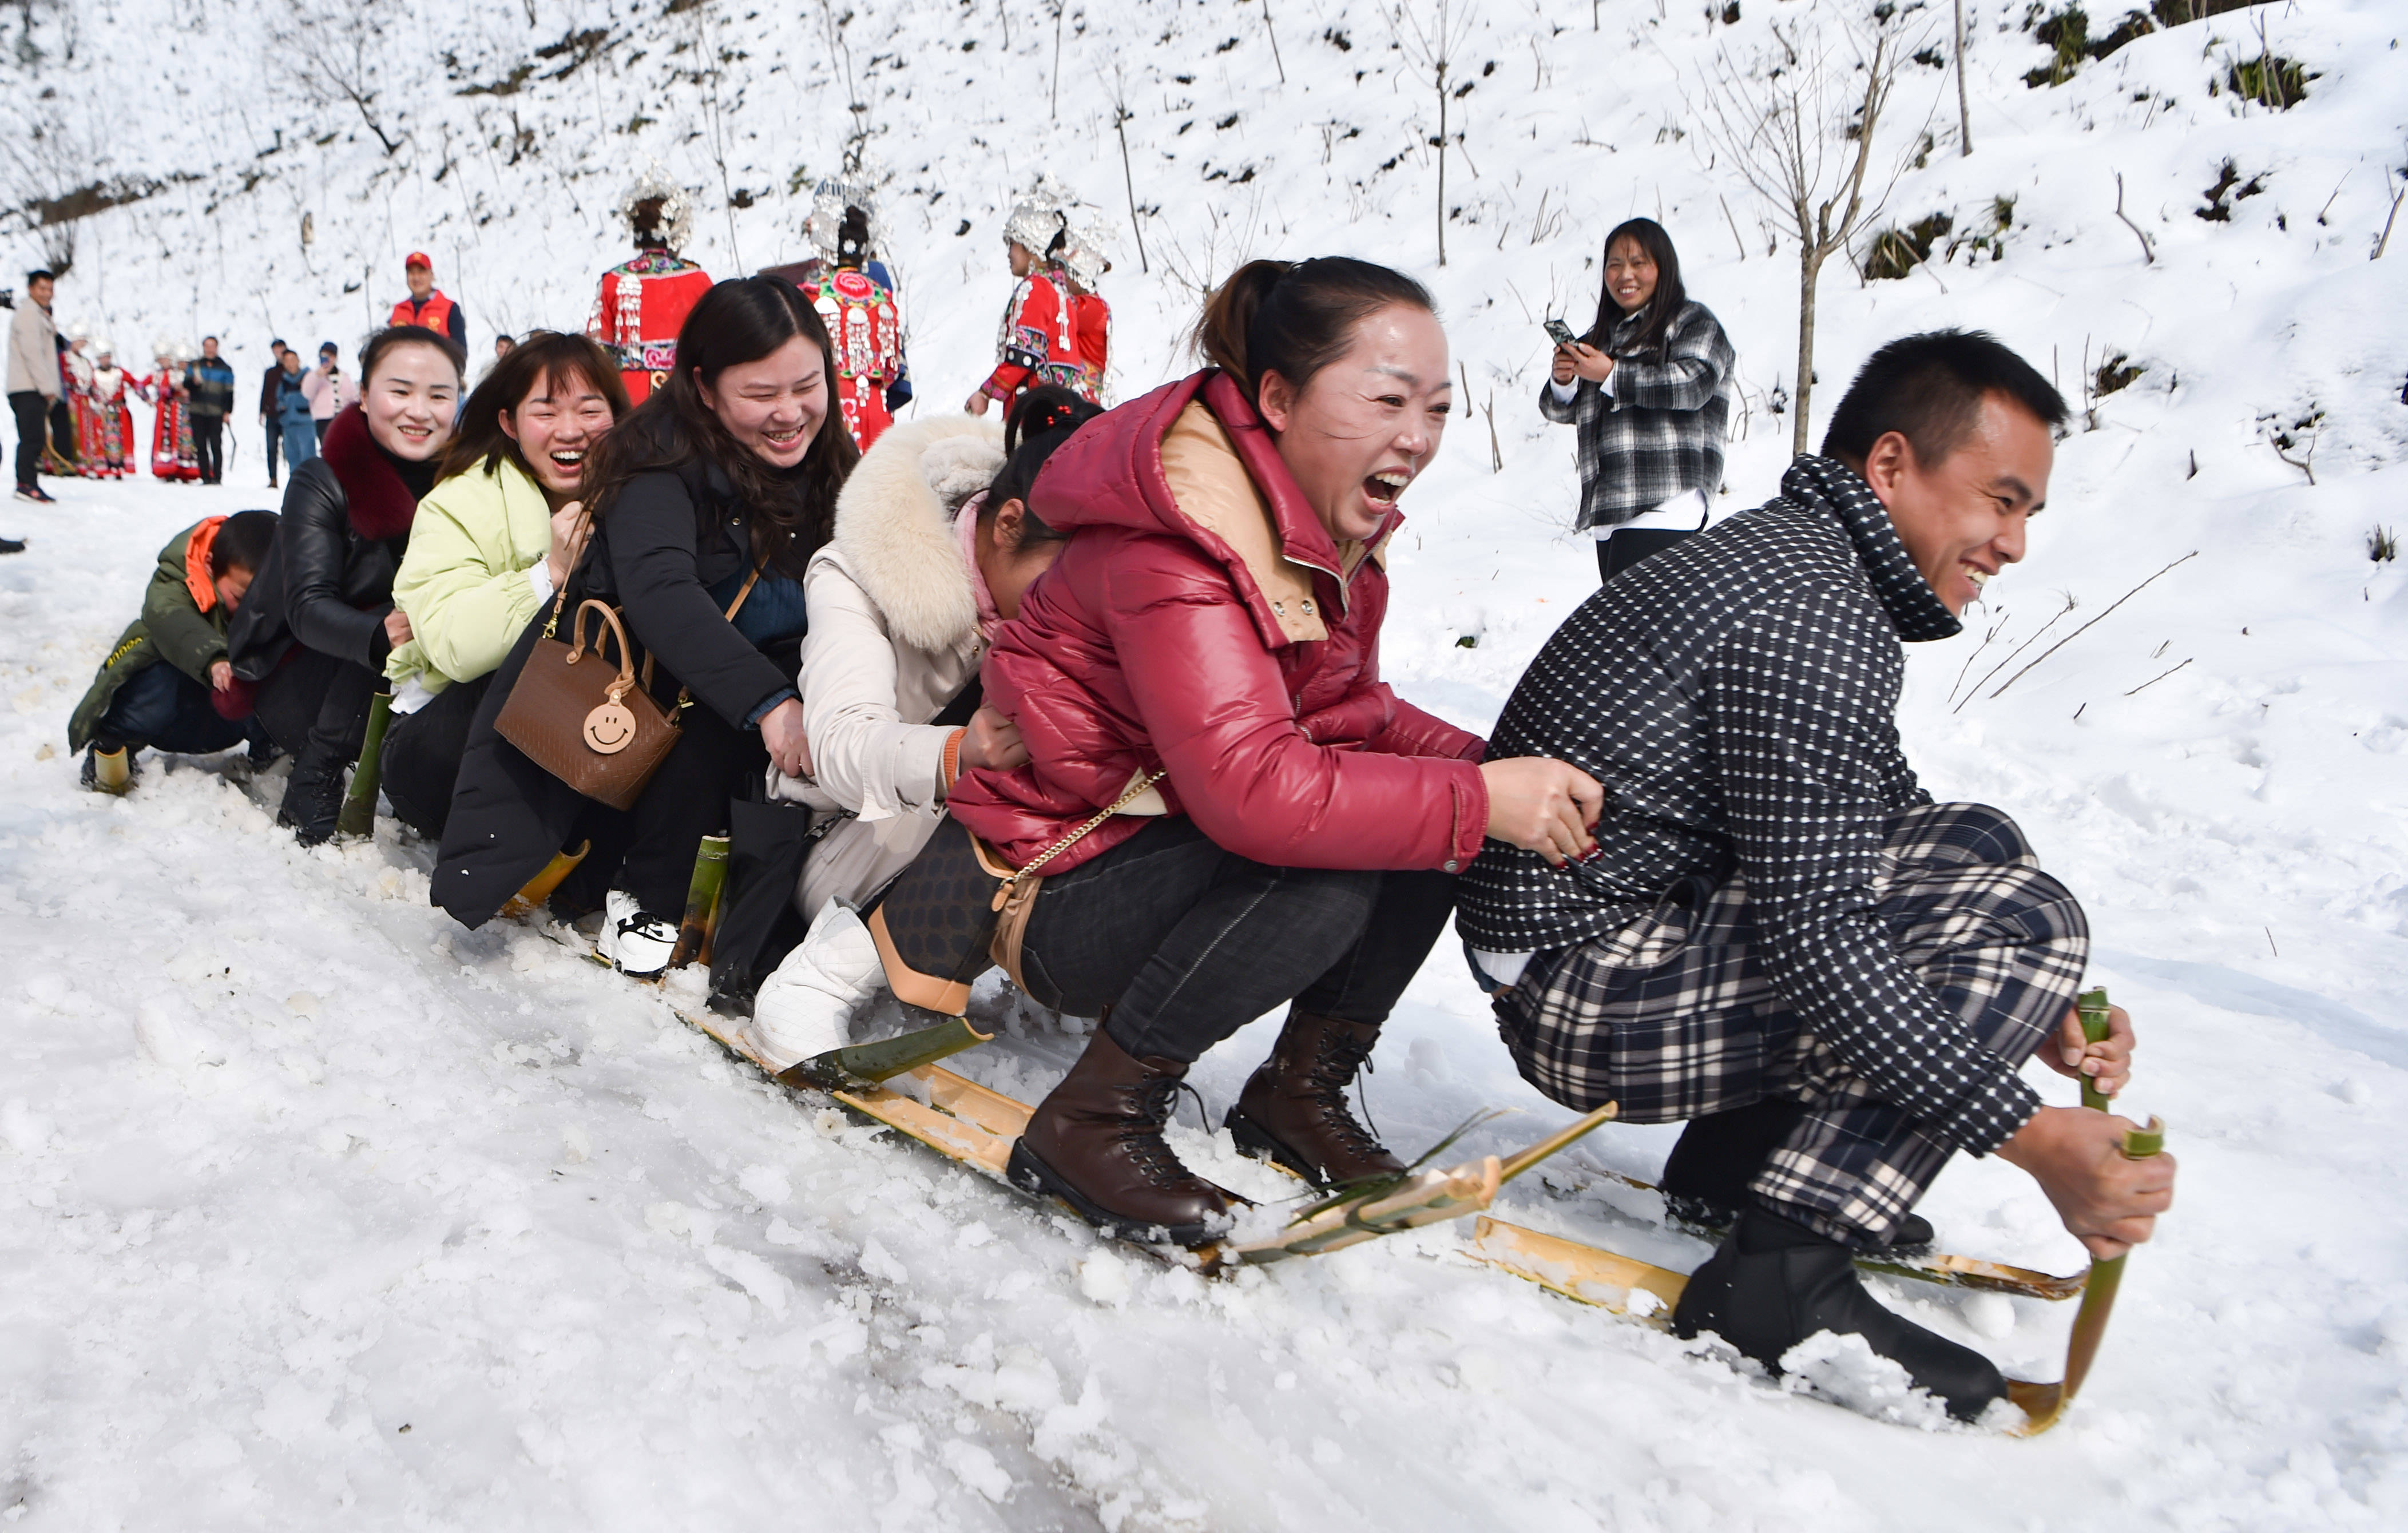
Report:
866,769,1167,1016
493,565,765,812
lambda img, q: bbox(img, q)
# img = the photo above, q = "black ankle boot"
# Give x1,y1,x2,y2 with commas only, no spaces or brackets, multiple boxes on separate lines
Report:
1663,1103,1932,1251
1673,1207,2006,1421
276,748,347,845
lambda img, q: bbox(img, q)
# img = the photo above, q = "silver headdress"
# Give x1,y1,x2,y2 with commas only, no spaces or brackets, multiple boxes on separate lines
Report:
1002,175,1077,260
1060,213,1116,291
804,176,882,264
620,161,694,252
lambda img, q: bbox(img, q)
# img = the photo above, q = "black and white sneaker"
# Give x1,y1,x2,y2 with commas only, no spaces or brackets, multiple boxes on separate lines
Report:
597,889,678,979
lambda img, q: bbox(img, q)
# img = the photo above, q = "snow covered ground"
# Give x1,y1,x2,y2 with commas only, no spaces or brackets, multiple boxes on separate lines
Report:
5,0,2407,1527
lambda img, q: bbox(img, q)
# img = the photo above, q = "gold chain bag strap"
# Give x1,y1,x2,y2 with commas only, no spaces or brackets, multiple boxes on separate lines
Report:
867,769,1167,1016
493,537,764,813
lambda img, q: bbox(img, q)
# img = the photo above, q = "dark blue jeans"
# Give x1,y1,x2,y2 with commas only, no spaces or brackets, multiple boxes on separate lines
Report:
96,662,253,755
1017,815,1458,1063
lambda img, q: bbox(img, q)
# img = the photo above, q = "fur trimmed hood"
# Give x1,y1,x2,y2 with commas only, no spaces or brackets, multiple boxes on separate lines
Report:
830,414,1005,652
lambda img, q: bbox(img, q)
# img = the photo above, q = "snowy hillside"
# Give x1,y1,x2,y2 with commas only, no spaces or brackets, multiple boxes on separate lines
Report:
4,0,2407,1527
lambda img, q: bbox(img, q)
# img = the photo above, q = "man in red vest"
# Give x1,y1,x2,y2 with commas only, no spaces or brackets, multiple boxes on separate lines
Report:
390,253,467,352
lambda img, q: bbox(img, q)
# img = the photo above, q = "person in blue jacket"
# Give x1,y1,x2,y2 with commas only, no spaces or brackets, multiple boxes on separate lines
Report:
275,346,317,468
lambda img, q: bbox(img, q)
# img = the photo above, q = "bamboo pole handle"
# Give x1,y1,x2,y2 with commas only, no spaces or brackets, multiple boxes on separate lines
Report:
2076,986,2114,1111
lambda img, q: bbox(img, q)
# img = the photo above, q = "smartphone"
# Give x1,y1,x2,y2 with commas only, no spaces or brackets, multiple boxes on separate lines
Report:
1544,319,1579,347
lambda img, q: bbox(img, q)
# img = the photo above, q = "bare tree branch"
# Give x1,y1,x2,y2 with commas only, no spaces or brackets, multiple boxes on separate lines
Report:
273,1,403,158
1693,4,1936,452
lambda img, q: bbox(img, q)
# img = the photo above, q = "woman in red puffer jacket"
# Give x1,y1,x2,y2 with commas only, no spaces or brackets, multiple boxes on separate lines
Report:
943,256,1602,1245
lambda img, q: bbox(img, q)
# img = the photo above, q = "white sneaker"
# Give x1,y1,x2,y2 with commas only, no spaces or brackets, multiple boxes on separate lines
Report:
743,900,885,1071
597,889,679,979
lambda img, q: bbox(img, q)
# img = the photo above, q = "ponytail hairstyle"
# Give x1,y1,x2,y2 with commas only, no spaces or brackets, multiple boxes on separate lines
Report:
1189,256,1435,412
975,384,1101,551
1584,217,1688,363
576,275,860,579
838,206,872,266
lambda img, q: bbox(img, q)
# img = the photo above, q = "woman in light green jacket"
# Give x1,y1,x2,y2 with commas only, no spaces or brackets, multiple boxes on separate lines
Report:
379,332,628,836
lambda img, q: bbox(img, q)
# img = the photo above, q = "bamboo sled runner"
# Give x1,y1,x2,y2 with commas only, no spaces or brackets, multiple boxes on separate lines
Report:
676,1000,2145,1433
676,1001,1616,1269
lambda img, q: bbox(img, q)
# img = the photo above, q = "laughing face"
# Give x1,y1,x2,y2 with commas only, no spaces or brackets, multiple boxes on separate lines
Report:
1255,303,1451,546
1605,235,1660,317
362,341,461,463
501,366,617,499
694,335,827,470
1863,391,2056,615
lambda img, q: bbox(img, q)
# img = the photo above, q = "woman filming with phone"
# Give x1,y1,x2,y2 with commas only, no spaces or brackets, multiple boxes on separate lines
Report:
1543,218,1735,583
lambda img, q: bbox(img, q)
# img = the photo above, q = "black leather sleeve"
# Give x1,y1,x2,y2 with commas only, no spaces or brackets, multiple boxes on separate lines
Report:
606,470,792,730
280,459,387,668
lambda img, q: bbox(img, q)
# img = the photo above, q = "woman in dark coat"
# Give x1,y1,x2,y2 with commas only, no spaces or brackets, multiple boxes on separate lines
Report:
228,325,463,842
434,276,856,978
1542,217,1735,583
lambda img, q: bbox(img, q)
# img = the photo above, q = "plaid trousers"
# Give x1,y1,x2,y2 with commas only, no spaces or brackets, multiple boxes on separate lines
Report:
1495,803,2089,1246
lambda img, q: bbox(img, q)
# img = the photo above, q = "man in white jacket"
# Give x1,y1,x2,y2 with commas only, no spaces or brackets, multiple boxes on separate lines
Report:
7,268,62,526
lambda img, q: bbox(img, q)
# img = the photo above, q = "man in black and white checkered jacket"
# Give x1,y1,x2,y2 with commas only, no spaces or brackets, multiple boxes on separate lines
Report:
1461,331,2177,1421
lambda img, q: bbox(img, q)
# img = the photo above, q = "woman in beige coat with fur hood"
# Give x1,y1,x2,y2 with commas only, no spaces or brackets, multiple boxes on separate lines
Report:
743,388,1102,1070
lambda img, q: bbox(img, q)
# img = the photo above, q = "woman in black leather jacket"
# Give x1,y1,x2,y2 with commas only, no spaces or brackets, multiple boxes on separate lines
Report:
435,277,856,976
229,325,462,842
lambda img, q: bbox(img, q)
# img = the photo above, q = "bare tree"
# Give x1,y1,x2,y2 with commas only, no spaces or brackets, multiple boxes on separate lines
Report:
1390,0,1477,267
1697,5,1934,451
1951,0,1971,157
273,1,403,157
1106,66,1151,274
0,104,98,276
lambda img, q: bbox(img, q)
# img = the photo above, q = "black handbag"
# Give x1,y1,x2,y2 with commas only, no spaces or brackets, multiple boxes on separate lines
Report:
707,674,992,1013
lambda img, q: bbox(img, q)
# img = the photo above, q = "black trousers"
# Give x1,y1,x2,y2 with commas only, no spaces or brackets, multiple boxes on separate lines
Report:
191,417,225,483
46,398,72,466
1017,815,1459,1064
9,391,45,489
252,646,379,767
95,662,256,755
264,422,280,482
376,674,491,838
616,700,765,920
1596,527,1695,583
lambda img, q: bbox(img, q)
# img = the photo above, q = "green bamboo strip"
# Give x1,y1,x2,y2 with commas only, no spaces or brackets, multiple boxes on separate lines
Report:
780,1016,994,1090
2076,986,2113,1111
335,690,395,837
668,834,729,970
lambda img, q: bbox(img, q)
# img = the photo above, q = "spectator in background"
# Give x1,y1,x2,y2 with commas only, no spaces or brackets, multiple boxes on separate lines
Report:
1543,218,1736,583
301,341,356,445
391,253,468,353
260,339,291,488
185,336,236,484
7,269,61,509
275,346,317,470
494,335,516,362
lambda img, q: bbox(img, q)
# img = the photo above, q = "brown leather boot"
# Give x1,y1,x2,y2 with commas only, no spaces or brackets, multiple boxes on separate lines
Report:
1223,1009,1406,1189
1007,1029,1237,1246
